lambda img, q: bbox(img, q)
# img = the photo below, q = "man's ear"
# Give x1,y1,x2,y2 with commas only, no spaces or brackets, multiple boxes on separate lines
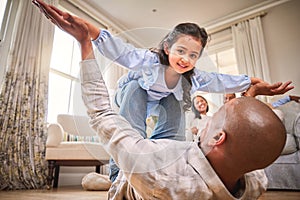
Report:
163,42,169,55
208,131,226,146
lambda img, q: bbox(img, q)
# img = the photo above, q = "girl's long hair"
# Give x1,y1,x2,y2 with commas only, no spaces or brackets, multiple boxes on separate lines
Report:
151,23,208,111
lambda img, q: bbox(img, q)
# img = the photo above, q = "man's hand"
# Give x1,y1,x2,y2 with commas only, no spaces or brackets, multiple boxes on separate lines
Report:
33,0,98,59
33,0,99,43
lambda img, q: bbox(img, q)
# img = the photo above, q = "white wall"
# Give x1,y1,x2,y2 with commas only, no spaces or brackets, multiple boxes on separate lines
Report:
263,0,300,96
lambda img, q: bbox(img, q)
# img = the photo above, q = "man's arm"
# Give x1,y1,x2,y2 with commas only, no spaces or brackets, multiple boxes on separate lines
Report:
34,0,148,172
34,0,179,177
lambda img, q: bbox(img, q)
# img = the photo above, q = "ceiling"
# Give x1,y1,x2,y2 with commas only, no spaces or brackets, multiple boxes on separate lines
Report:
85,0,265,29
80,0,279,46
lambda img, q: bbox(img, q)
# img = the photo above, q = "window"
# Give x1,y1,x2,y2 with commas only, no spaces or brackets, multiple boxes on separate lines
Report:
47,2,106,123
0,0,7,27
47,27,82,123
0,0,8,42
194,28,239,113
209,48,238,75
206,28,239,75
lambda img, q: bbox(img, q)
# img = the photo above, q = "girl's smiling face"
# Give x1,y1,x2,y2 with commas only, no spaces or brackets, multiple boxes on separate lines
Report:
165,34,202,74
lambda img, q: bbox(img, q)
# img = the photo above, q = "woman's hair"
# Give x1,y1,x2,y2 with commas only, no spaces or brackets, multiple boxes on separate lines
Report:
151,22,208,111
191,95,209,119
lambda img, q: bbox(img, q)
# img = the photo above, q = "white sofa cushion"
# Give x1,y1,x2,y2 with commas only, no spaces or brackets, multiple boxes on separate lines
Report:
46,123,64,147
45,142,109,160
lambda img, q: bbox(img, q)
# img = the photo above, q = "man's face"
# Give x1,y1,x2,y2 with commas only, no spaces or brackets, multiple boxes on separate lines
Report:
199,105,226,155
224,94,236,104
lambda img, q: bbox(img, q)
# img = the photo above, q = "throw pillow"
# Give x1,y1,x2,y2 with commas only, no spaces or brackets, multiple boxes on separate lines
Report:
82,172,111,191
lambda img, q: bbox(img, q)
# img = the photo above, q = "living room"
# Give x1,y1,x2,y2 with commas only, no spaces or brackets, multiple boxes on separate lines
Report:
0,0,299,199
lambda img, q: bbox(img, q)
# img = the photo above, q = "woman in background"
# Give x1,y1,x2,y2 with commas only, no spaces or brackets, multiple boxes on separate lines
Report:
186,95,211,141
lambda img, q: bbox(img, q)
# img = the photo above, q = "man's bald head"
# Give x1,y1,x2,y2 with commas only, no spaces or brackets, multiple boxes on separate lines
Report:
201,97,286,173
223,97,286,171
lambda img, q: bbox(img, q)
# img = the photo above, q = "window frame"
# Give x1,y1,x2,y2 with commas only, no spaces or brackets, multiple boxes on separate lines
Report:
47,26,82,123
0,0,9,44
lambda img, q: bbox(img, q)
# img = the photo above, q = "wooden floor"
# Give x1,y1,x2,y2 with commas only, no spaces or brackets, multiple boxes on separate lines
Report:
0,185,299,200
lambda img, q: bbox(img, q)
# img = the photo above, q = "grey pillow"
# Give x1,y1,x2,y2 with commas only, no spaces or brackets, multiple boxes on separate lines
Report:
281,133,297,155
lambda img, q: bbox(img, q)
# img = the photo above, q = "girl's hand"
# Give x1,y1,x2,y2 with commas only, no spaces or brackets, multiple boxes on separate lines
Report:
244,80,294,97
250,77,264,85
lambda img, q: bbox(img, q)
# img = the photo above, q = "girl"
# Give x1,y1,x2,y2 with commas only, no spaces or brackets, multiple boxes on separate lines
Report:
92,22,253,141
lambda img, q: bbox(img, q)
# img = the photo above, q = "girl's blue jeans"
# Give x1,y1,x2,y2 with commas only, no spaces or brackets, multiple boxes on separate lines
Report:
109,80,186,182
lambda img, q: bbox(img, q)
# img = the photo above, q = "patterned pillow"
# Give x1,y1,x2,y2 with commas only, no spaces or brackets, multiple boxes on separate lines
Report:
62,132,99,143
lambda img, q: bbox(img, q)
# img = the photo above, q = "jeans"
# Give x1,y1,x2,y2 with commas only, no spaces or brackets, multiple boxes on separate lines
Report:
109,80,186,182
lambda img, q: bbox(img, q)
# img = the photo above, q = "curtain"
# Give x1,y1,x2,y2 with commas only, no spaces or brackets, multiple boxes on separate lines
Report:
0,0,57,190
232,16,271,102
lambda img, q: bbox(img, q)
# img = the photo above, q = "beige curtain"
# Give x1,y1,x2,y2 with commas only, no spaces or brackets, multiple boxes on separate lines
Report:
0,0,57,190
232,16,271,102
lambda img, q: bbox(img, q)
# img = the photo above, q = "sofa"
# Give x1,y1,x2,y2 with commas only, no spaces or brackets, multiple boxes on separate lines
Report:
264,101,300,190
45,114,110,188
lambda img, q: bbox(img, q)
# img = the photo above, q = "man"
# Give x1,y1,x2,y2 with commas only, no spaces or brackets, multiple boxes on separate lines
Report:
81,54,286,199
224,93,236,104
33,1,293,199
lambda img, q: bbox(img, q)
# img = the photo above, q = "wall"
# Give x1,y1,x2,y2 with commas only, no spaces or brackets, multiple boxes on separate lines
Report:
263,0,300,96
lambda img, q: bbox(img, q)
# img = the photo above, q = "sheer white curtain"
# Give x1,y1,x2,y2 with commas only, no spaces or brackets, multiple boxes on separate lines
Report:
0,0,57,190
232,16,271,102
